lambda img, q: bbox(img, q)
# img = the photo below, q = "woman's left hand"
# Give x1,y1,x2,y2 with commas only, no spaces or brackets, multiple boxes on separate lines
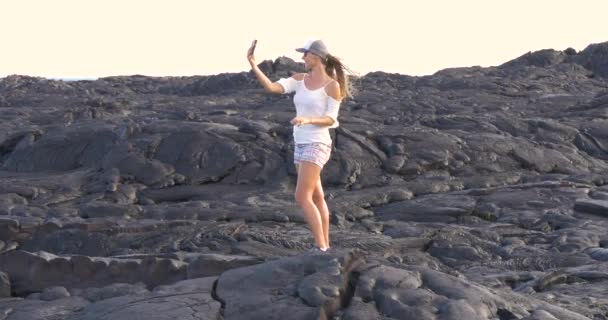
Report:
290,116,311,126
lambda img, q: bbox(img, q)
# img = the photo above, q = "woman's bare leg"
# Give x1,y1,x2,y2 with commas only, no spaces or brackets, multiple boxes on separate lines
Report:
294,162,327,249
312,177,330,248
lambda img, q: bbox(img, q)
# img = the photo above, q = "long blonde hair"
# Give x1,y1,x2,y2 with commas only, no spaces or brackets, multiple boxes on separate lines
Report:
324,54,356,99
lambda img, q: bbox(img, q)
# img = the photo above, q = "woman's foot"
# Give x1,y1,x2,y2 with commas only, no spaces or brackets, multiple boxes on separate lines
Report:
310,246,328,253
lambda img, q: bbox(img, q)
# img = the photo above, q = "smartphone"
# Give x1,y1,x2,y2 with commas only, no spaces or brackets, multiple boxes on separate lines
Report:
248,40,257,56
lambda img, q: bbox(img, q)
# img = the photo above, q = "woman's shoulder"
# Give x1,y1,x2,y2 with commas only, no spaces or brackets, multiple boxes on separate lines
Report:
324,80,341,100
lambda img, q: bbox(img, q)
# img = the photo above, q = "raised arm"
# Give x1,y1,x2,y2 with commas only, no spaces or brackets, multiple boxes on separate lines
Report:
247,42,286,94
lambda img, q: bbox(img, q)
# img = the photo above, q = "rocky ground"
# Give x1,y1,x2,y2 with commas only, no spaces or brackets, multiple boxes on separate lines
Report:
0,41,608,319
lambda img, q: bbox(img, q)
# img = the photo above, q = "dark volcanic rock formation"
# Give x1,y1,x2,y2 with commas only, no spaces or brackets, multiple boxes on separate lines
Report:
1,42,608,319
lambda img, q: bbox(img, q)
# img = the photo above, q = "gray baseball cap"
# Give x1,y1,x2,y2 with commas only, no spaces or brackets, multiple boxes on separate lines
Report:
296,40,329,58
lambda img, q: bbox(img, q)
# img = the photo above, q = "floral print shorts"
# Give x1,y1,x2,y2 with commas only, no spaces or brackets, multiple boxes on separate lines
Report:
294,142,332,169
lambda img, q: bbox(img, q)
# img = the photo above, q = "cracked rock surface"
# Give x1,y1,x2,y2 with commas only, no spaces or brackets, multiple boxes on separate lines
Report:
1,42,608,319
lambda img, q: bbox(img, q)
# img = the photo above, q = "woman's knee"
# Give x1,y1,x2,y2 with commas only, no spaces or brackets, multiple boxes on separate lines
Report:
294,191,312,205
319,208,329,220
312,192,325,205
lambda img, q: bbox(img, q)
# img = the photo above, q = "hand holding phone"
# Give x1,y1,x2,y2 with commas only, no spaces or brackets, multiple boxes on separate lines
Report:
247,39,257,57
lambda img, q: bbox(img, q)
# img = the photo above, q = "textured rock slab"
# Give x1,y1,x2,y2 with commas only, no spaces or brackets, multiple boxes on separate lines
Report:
0,250,187,295
185,253,263,278
574,199,608,216
66,277,220,320
0,296,89,320
0,250,264,296
343,262,593,320
374,194,477,223
216,250,363,320
78,282,149,302
0,272,10,298
39,286,71,301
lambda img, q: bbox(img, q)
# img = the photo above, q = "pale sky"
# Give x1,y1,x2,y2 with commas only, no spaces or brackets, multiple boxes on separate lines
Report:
1,0,607,78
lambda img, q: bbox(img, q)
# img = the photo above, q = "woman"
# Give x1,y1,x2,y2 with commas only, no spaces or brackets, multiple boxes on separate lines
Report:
247,39,352,252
